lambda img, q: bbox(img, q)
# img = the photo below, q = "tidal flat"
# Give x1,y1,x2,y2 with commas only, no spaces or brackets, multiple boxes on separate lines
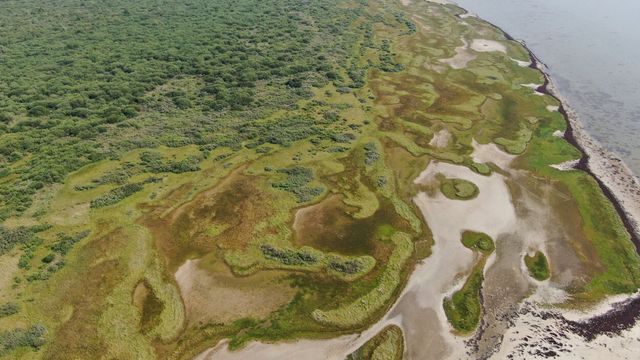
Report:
1,0,639,359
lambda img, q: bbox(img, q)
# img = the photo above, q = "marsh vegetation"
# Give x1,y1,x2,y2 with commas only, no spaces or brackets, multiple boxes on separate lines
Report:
0,0,638,358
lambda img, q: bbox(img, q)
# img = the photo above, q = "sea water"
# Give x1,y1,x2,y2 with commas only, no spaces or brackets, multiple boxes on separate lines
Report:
451,0,640,177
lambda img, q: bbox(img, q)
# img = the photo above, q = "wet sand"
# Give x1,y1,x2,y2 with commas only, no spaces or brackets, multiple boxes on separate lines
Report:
197,142,547,360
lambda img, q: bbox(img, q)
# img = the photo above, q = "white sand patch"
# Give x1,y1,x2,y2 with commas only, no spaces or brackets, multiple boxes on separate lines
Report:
459,12,477,19
520,83,545,96
470,39,507,54
550,160,579,171
511,57,532,67
471,139,516,169
547,105,560,112
429,128,451,148
552,129,564,138
439,38,477,69
400,0,412,6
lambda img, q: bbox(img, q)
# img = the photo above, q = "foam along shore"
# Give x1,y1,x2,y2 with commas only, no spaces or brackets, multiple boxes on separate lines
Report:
520,83,545,96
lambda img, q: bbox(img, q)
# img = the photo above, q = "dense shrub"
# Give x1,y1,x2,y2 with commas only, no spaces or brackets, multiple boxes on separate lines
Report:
51,230,90,255
329,259,362,274
90,183,144,208
260,244,318,266
0,303,19,318
0,225,49,256
0,0,369,219
0,324,47,355
272,166,324,203
363,142,380,165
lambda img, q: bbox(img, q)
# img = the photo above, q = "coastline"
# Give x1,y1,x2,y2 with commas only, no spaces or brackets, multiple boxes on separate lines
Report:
450,1,640,251
450,0,640,341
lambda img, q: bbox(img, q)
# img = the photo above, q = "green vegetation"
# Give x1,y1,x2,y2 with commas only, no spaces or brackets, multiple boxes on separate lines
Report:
0,0,638,357
0,325,46,356
525,251,551,281
0,0,368,220
0,225,49,256
438,175,479,200
346,325,404,360
225,243,376,281
443,271,484,333
50,230,90,256
271,166,324,203
312,231,413,328
363,142,381,166
89,183,144,208
444,232,495,333
461,231,495,254
0,303,18,318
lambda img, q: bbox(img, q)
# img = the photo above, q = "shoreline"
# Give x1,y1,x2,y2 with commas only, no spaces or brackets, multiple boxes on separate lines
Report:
451,0,640,341
450,1,640,250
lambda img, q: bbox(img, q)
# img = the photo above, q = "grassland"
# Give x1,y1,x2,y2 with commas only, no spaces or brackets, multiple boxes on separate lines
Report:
525,251,551,281
443,231,495,333
438,175,479,200
0,0,639,358
346,325,404,360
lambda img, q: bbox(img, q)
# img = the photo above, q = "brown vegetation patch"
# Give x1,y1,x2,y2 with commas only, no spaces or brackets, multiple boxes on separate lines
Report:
133,281,165,333
141,169,272,271
175,259,295,327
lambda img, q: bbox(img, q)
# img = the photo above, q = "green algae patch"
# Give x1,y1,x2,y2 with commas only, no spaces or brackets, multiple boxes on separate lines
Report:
346,325,404,360
525,251,551,281
461,231,494,254
443,270,484,334
470,162,491,176
438,175,479,200
311,232,413,328
444,232,495,333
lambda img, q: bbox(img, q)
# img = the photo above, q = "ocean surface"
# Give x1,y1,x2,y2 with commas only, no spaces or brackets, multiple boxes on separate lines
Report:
450,0,640,177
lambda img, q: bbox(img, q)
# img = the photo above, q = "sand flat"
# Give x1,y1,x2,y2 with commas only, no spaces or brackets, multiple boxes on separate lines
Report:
471,39,507,53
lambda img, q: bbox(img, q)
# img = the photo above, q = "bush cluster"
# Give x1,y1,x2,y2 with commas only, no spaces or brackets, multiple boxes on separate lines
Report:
329,259,362,274
260,244,318,266
363,142,380,165
0,324,47,356
272,166,324,203
0,303,19,318
0,224,49,257
90,183,144,208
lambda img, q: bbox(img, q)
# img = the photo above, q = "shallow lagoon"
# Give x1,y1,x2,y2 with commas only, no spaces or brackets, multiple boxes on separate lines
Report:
452,0,640,177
